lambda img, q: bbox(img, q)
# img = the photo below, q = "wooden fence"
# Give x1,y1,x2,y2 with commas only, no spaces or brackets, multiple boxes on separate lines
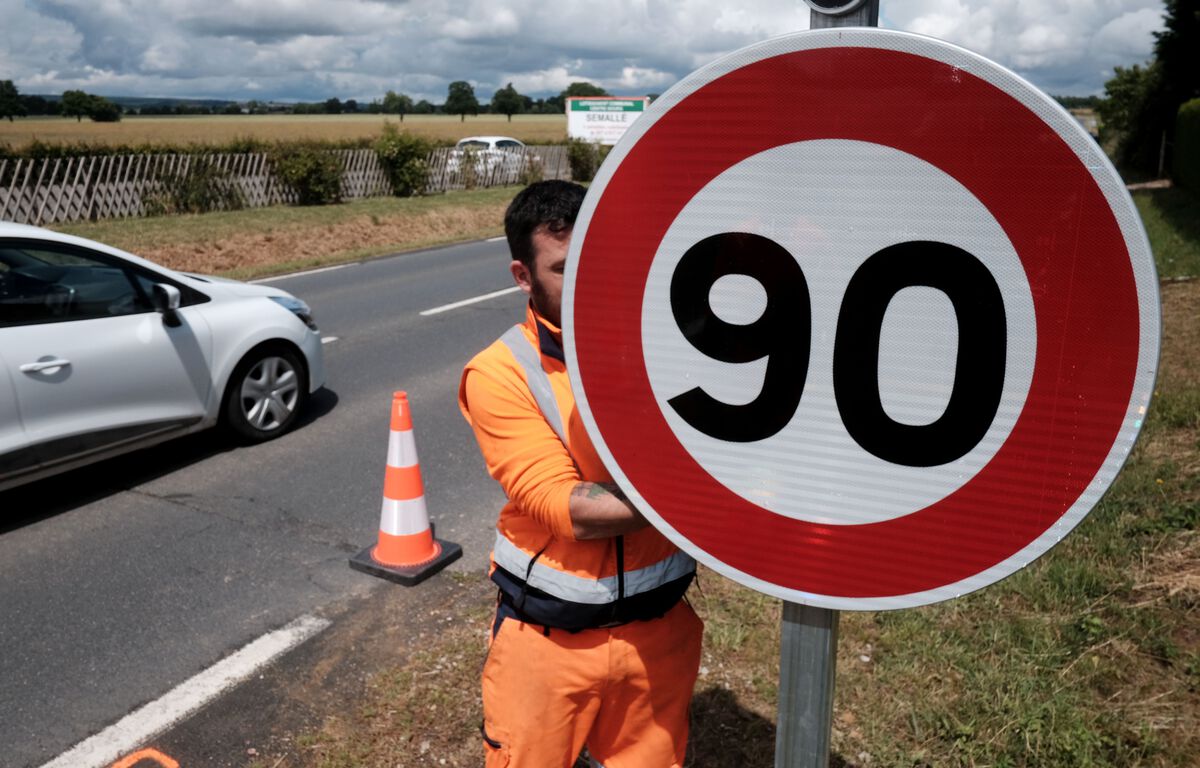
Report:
0,145,570,226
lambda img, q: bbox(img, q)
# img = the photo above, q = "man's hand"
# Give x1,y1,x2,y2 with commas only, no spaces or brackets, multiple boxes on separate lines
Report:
568,482,649,540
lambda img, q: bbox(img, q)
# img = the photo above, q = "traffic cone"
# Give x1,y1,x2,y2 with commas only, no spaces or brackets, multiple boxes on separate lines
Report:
350,391,462,586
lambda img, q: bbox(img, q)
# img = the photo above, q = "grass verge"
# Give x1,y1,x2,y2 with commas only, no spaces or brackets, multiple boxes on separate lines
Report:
50,187,518,280
1133,185,1200,279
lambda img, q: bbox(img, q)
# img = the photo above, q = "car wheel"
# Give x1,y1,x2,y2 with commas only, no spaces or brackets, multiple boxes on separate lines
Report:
223,344,308,443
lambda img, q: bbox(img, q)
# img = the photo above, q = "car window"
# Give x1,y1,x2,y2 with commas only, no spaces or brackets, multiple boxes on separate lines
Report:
457,140,489,150
0,242,155,327
496,140,522,149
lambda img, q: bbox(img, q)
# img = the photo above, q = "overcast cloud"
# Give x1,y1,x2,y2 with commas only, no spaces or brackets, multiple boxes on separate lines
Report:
0,0,1166,103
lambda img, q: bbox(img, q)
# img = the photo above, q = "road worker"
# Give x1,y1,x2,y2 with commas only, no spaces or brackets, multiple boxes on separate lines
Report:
459,180,703,767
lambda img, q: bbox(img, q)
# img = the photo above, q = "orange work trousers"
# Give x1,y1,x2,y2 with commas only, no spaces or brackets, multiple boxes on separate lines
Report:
481,599,703,768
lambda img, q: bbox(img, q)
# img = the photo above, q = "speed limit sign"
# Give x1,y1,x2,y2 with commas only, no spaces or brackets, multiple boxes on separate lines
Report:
563,29,1160,610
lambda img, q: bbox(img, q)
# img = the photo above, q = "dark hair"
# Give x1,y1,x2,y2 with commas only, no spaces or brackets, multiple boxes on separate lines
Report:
504,180,587,267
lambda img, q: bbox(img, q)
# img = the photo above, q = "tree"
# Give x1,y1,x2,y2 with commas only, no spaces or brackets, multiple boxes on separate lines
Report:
20,94,55,115
413,99,434,114
0,80,25,122
562,81,610,99
547,81,610,114
382,90,413,122
491,82,524,122
344,99,359,113
87,95,122,122
1099,0,1200,175
324,97,343,114
61,90,91,122
445,81,479,122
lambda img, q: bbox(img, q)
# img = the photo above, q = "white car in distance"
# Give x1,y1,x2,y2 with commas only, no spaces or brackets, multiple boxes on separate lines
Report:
0,222,326,492
446,135,530,176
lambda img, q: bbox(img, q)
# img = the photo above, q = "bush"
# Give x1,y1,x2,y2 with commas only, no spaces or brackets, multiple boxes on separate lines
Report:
1175,99,1200,193
145,156,246,215
270,142,343,205
566,139,610,182
374,123,431,196
519,154,544,186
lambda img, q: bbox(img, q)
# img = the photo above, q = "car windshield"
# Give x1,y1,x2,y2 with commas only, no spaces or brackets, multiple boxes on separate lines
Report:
457,140,490,150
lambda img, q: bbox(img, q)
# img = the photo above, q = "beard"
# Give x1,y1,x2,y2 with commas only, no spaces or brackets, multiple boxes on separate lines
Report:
529,273,561,328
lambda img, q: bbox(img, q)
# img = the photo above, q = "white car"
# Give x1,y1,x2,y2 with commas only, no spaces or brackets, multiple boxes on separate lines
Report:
0,222,326,491
446,135,529,175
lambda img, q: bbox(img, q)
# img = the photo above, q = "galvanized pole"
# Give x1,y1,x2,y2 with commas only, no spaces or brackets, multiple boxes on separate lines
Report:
775,1,880,762
775,602,840,766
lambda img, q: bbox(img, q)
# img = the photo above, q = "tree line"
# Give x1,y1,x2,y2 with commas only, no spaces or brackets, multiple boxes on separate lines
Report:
1098,0,1198,177
0,80,618,123
0,84,122,122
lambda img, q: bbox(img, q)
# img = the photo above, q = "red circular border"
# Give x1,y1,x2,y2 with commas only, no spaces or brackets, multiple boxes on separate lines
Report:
572,45,1140,598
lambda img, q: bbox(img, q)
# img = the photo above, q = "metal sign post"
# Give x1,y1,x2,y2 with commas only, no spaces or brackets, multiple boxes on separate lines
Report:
776,602,839,765
783,6,878,767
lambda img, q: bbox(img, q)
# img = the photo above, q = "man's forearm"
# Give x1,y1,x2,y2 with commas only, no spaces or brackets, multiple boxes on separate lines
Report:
568,482,649,540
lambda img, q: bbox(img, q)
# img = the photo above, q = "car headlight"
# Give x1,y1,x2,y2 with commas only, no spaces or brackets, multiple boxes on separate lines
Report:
269,295,319,331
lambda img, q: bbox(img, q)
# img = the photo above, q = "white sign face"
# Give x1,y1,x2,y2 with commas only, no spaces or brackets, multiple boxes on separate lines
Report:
563,29,1160,611
641,139,1037,527
566,97,649,146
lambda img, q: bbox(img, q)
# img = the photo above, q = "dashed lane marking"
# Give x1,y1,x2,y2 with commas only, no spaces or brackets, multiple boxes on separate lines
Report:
420,286,522,316
251,264,352,283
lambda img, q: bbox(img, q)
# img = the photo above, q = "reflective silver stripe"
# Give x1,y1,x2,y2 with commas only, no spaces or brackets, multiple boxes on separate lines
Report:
499,325,567,445
493,532,696,605
380,497,430,536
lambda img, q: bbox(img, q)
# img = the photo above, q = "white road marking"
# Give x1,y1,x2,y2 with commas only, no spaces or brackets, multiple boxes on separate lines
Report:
420,286,522,316
486,236,506,242
252,264,351,283
39,615,331,768
321,335,339,344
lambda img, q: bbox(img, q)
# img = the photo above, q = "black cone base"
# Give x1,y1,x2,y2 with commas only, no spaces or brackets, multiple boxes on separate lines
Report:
349,538,463,587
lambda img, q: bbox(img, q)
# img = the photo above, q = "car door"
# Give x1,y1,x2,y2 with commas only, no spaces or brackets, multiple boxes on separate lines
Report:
0,239,214,474
0,346,30,477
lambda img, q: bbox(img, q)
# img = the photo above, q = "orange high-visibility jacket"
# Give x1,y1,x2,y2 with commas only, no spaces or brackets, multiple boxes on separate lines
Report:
459,305,695,630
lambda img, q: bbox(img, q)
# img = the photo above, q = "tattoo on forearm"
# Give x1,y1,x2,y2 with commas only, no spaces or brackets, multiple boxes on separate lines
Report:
573,482,629,503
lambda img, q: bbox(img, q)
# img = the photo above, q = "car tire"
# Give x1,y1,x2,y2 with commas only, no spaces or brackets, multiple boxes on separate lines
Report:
222,343,308,444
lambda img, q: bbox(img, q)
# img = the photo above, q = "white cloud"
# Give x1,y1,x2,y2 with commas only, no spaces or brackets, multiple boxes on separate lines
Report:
0,0,1167,102
884,0,1163,93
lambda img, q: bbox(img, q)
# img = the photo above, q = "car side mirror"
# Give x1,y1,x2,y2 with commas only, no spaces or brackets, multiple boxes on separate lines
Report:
152,283,182,327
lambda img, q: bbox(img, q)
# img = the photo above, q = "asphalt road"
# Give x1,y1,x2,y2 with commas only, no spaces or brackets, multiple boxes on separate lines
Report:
0,238,522,767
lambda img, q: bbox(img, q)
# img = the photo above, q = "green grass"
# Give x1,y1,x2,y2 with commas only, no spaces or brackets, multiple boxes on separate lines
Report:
53,187,516,253
48,187,519,281
1133,185,1200,279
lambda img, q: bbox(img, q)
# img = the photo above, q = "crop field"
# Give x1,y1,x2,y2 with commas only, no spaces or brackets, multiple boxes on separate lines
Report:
0,113,568,149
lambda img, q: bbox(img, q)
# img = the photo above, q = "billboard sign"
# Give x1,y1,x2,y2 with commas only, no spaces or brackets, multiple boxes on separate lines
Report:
566,97,650,146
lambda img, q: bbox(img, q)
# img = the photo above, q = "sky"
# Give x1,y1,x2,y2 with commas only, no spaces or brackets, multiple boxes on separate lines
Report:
0,0,1168,104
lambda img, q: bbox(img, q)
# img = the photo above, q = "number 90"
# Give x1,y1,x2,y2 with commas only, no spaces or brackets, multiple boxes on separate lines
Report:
667,233,1007,468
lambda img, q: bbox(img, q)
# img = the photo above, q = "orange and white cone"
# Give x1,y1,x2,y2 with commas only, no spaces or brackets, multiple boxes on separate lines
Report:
350,391,462,586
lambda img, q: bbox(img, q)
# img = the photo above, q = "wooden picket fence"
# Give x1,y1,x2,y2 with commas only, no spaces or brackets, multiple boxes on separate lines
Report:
0,145,570,226
424,145,570,192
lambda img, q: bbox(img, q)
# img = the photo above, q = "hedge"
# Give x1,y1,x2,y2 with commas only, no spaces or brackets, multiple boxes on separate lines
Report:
1175,98,1200,193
